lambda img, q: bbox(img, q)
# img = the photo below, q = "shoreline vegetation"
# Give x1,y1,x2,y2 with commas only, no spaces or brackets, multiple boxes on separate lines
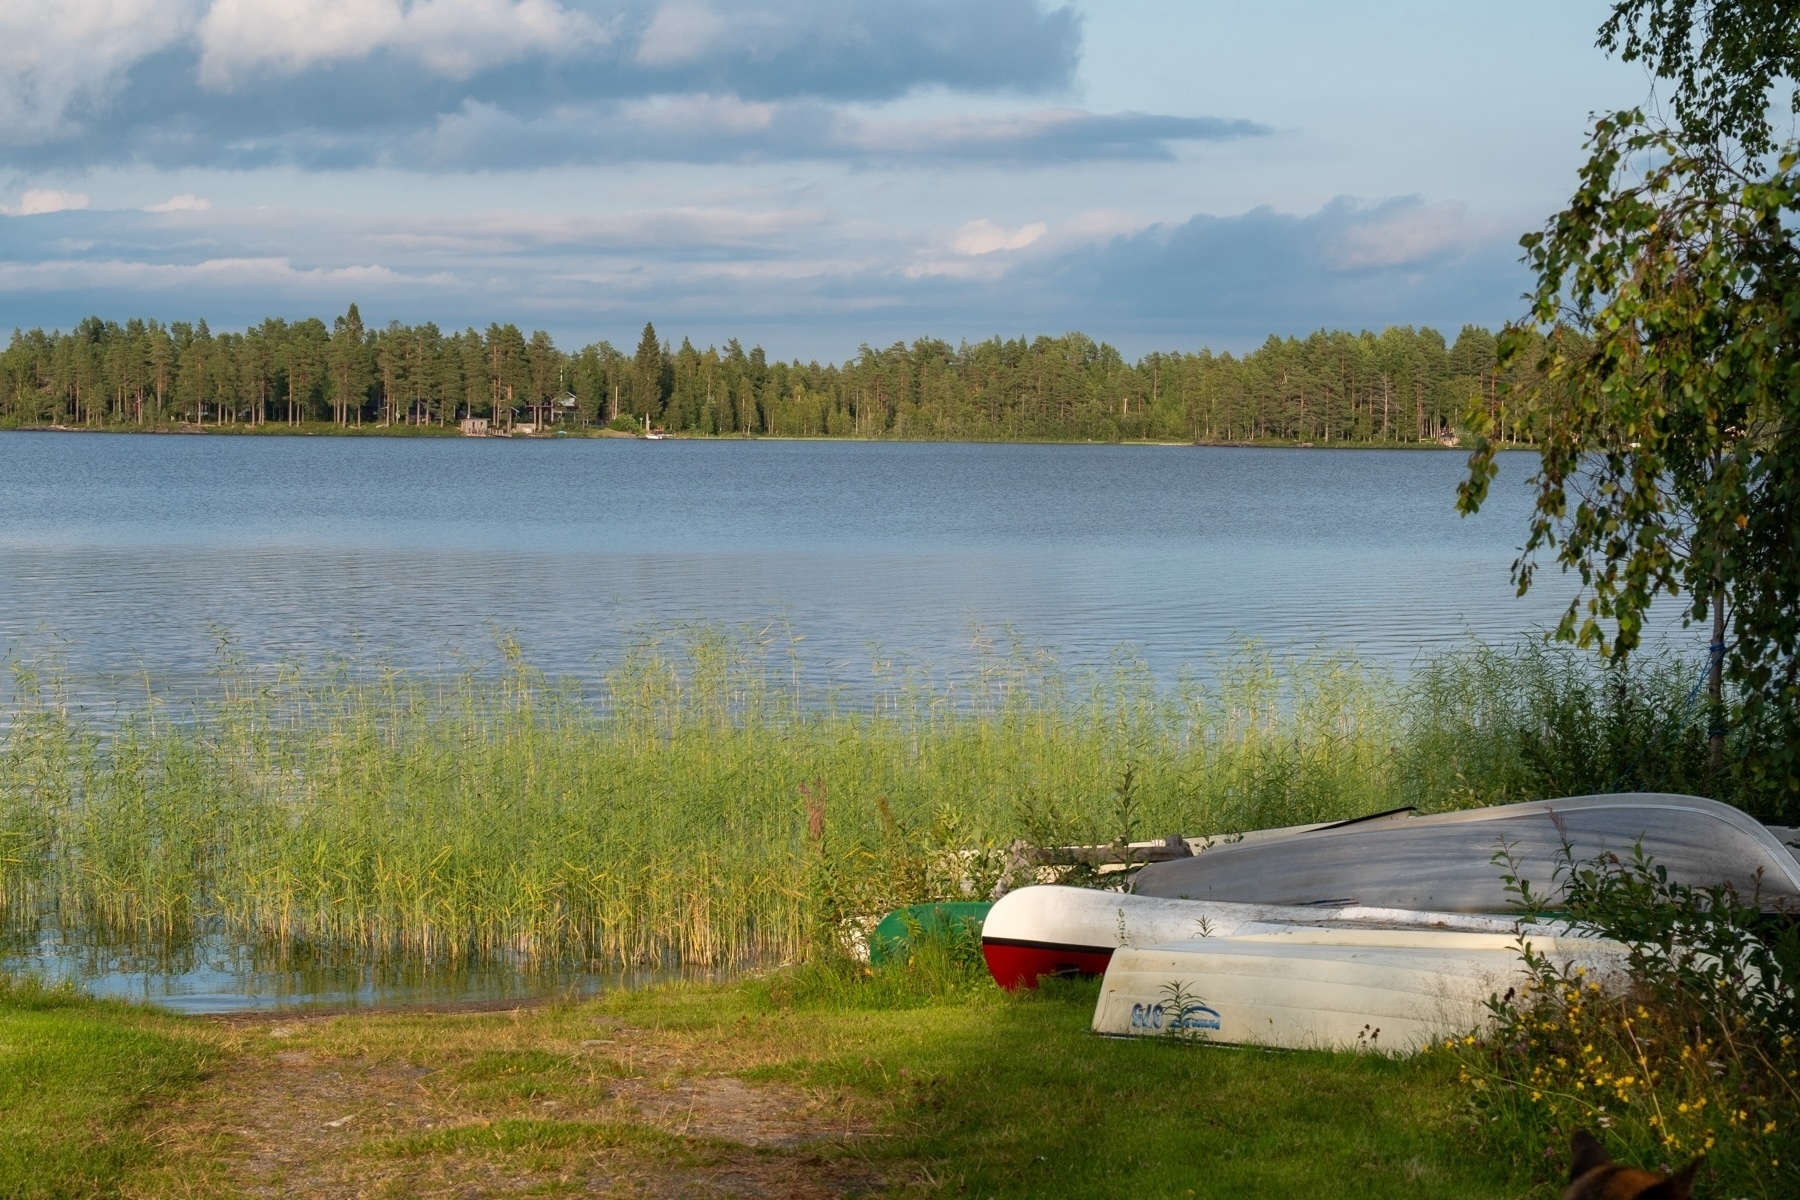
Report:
2,310,1533,445
4,630,1794,1198
1,630,1764,974
0,421,1478,449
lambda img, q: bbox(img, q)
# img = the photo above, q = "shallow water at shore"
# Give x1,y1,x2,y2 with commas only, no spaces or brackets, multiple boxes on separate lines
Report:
2,925,715,1014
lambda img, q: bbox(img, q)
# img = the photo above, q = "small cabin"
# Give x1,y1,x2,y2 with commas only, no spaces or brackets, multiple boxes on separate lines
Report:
459,418,489,436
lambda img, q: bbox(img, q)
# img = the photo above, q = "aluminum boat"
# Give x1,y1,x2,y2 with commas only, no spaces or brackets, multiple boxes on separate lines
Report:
1133,793,1800,913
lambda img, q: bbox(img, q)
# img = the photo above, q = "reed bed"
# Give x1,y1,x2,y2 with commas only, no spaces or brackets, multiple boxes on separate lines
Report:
0,630,1736,972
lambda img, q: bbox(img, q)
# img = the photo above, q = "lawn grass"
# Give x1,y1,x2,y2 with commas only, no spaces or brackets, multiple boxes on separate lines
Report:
608,971,1527,1199
0,963,1543,1199
0,629,1757,1197
0,980,219,1200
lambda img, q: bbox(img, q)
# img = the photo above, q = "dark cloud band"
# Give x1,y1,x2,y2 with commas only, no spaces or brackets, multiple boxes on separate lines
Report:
0,198,1527,357
4,0,1107,170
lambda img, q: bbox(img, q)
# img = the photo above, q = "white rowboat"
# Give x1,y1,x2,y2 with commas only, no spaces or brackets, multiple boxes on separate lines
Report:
1090,926,1629,1051
979,885,1551,989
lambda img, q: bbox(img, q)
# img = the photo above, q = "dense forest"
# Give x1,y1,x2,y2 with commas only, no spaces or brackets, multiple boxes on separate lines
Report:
0,307,1530,443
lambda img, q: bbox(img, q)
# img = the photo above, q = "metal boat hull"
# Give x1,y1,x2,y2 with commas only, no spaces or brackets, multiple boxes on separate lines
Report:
1133,793,1800,912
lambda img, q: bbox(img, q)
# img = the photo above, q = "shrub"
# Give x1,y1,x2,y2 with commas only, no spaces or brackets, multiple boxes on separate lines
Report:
1454,843,1800,1196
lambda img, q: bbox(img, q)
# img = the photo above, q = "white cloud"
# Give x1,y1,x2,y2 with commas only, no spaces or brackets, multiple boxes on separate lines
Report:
1,189,92,216
145,193,212,212
951,219,1047,256
614,93,781,136
636,1,732,67
365,204,826,251
0,0,197,145
196,0,606,87
1054,209,1151,242
0,255,444,292
1328,199,1494,269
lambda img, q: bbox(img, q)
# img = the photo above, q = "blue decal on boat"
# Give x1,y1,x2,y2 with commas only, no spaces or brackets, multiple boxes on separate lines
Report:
1130,1000,1220,1032
1173,1002,1221,1031
1129,1002,1169,1030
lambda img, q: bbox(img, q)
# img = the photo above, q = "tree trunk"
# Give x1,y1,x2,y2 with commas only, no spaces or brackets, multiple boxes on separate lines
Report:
1707,577,1726,777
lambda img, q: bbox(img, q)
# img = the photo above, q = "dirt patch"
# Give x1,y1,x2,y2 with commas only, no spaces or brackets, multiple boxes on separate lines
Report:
132,1008,891,1199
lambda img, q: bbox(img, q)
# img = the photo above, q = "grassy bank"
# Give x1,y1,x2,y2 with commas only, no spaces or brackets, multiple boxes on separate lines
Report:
0,959,1534,1200
0,632,1754,971
0,978,219,1198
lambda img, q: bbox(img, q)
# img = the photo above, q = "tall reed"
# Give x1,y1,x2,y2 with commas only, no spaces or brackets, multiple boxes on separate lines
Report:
0,630,1749,971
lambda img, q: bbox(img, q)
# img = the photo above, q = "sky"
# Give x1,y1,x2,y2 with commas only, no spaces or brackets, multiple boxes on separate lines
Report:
0,0,1658,360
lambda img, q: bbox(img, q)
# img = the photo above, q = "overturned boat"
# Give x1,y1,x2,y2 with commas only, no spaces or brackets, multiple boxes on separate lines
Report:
977,793,1795,1050
1090,925,1629,1051
1133,792,1800,913
979,885,1549,990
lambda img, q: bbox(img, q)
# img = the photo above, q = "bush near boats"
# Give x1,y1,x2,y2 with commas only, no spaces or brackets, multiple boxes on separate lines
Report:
0,630,1784,973
1452,844,1800,1197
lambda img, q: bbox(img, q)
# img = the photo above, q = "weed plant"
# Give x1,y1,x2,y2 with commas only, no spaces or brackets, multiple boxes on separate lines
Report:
1453,844,1800,1197
0,628,1771,975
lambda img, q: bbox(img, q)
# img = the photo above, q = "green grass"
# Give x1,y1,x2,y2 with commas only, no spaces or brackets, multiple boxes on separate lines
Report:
606,965,1527,1198
0,630,1755,973
0,960,1542,1199
0,628,1770,1197
0,980,216,1199
374,1118,699,1159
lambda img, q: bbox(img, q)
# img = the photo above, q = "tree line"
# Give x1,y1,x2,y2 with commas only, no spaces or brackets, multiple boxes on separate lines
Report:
0,307,1532,444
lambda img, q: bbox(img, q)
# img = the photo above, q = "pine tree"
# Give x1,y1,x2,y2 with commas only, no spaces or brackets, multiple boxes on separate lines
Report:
330,303,370,427
632,322,664,420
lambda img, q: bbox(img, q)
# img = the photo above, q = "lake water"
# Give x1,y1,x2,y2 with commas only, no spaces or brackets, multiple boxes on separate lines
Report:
0,433,1634,700
0,432,1697,1011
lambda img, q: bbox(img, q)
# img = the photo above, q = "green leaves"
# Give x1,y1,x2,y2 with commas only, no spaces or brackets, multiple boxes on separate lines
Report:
1463,84,1800,803
1601,0,1800,160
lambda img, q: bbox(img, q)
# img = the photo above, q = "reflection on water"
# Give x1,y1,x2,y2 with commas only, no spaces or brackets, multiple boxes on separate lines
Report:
1,922,720,1015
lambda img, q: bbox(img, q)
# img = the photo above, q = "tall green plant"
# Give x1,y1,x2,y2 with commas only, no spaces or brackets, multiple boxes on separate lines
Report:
1459,840,1799,1195
0,633,1761,971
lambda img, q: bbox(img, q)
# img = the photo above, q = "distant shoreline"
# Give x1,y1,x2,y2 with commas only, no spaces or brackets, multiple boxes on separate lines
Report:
0,422,1476,450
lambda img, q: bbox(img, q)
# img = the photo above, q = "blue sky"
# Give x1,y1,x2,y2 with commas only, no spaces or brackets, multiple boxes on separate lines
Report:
0,1,1653,358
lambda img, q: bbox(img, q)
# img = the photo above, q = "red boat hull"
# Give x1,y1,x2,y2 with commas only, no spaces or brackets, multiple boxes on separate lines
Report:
981,937,1115,991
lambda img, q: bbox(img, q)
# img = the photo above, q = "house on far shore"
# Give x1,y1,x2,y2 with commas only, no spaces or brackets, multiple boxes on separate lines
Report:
459,417,489,436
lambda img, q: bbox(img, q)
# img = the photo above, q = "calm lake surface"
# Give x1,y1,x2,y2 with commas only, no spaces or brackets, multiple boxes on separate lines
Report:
0,433,1613,697
0,432,1690,1010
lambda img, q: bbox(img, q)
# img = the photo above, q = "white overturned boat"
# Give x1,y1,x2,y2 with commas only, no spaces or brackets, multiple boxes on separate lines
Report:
1091,925,1628,1051
978,793,1795,1051
980,886,1625,1050
1133,793,1800,913
979,885,1549,989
